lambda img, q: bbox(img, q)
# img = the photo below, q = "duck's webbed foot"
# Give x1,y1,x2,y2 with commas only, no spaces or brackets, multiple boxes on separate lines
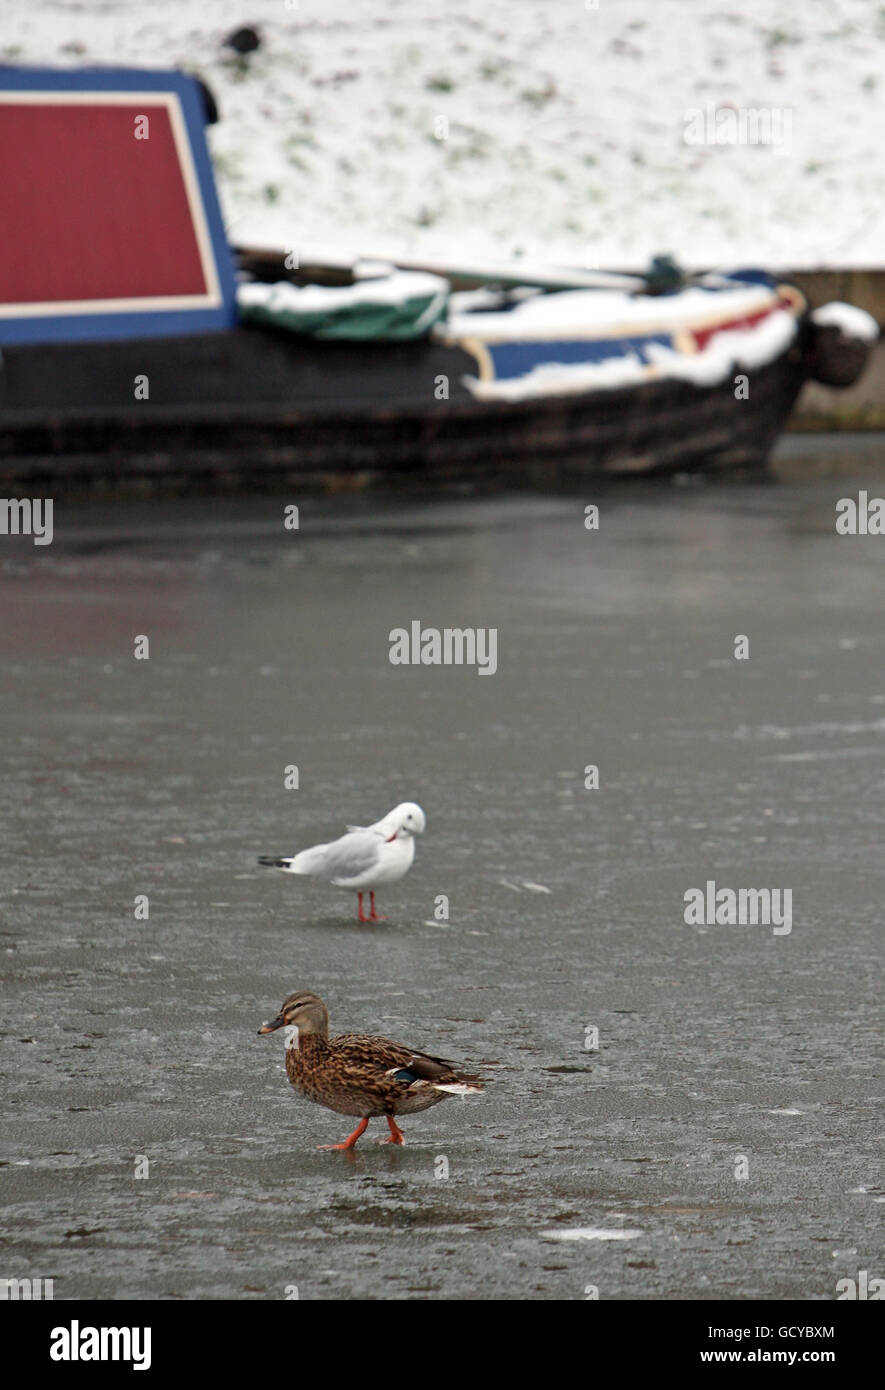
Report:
382,1115,405,1145
319,1117,369,1150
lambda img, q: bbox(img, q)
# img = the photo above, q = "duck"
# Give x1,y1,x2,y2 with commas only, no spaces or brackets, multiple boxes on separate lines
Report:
258,990,484,1149
258,801,425,922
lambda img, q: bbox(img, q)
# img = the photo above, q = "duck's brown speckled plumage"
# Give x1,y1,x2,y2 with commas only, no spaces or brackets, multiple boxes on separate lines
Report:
287,1031,476,1117
258,990,484,1148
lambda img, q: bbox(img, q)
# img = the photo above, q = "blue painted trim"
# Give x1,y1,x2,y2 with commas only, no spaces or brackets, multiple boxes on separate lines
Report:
0,307,234,346
0,67,237,345
488,334,673,380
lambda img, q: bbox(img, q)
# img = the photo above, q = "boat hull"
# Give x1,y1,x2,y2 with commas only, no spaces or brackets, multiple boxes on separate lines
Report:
0,324,808,490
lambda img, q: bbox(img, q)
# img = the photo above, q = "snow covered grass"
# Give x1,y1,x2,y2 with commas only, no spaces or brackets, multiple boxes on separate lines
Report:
7,0,885,271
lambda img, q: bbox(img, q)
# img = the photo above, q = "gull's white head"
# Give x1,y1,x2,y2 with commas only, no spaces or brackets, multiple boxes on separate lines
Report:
385,802,426,839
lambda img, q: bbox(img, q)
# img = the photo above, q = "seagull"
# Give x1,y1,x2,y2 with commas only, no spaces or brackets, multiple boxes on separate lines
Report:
258,802,426,922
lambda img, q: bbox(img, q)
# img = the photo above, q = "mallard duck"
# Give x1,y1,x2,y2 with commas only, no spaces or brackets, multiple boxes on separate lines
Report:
258,802,425,922
258,990,483,1149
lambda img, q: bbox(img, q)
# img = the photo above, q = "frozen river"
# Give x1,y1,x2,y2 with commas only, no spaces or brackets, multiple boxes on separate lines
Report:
2,450,883,1299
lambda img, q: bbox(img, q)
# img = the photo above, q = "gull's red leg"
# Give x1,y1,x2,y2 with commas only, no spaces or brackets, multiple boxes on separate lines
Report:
319,1117,369,1151
383,1115,405,1145
357,892,370,922
369,891,386,922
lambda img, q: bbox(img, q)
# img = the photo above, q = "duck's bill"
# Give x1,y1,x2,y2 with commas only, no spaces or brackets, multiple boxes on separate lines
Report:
258,1014,285,1034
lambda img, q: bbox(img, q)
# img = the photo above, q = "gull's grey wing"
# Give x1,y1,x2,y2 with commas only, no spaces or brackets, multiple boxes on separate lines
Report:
293,828,383,883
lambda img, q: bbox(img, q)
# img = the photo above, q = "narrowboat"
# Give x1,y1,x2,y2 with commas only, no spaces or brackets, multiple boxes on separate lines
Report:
0,66,877,491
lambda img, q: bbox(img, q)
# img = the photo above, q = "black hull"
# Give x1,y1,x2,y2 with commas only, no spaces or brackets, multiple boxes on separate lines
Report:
0,324,809,491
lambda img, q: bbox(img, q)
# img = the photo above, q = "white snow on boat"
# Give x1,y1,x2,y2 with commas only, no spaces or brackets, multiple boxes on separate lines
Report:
809,302,880,342
441,273,806,401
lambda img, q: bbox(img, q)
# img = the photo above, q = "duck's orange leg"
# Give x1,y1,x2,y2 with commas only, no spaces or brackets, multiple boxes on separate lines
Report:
319,1117,369,1151
383,1115,405,1145
368,892,386,922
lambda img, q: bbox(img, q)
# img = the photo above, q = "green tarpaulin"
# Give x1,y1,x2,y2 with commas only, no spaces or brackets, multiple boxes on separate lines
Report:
237,269,450,341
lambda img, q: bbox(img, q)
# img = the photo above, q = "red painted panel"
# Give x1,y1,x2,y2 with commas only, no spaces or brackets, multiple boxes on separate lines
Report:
0,102,209,305
691,303,777,351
